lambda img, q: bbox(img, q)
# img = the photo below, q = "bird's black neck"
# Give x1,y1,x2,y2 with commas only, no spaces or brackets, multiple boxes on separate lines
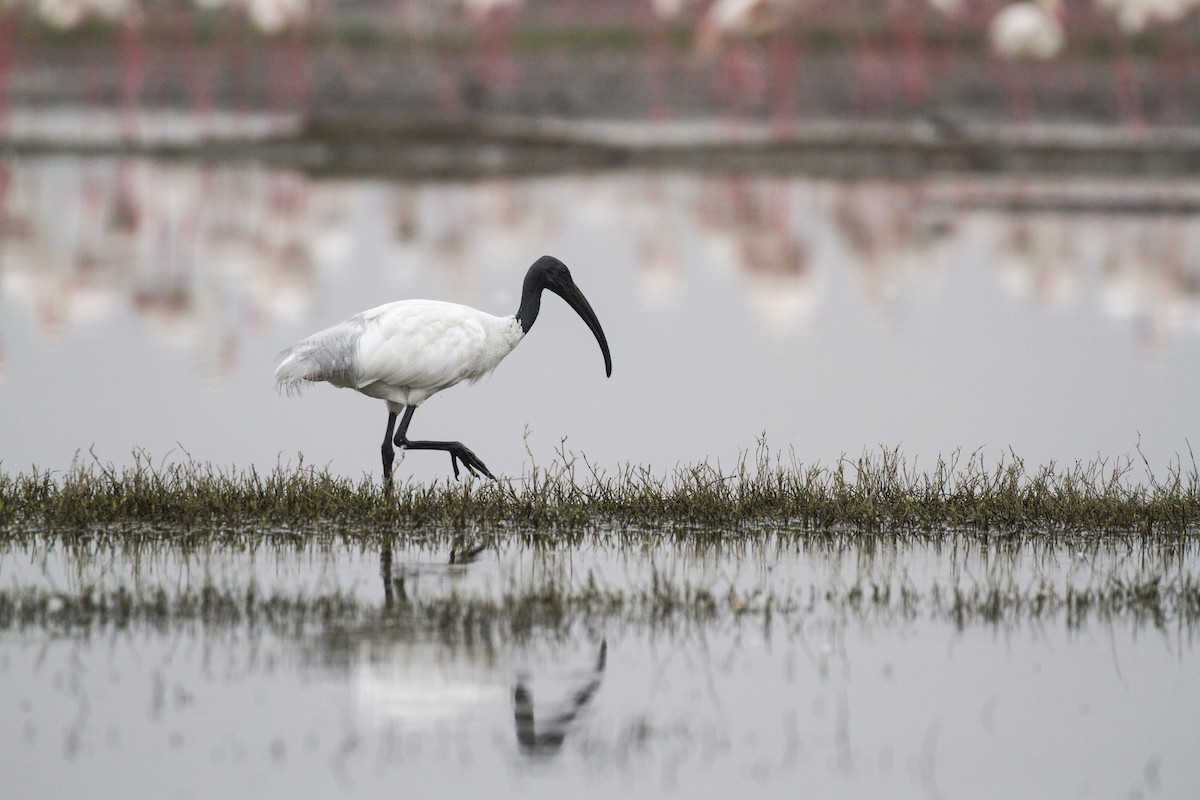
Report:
515,270,543,334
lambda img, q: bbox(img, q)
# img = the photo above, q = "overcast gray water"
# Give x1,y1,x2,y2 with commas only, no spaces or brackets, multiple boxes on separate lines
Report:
2,535,1198,799
3,153,1199,796
1,155,1198,482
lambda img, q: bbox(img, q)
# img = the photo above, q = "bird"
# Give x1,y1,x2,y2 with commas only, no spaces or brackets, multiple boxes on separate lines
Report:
988,1,1065,61
274,255,611,483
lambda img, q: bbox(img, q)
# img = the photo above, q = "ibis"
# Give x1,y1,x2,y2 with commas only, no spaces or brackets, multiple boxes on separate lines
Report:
274,255,612,482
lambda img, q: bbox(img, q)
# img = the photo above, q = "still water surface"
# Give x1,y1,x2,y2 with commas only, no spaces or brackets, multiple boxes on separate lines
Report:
2,534,1198,798
1,155,1198,480
3,156,1197,795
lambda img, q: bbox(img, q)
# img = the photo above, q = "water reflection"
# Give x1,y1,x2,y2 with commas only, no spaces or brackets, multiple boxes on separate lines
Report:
0,157,346,376
512,640,605,761
318,545,606,766
2,533,1199,797
2,154,1197,478
3,155,1199,371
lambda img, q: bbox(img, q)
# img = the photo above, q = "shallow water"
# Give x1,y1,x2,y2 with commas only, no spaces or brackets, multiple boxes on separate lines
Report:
2,533,1199,798
1,155,1198,482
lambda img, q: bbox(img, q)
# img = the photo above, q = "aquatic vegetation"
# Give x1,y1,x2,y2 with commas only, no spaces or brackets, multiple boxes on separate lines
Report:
2,569,1197,638
0,446,1197,535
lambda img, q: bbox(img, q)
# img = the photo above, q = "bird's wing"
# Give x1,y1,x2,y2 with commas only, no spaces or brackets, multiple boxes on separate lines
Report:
354,300,492,393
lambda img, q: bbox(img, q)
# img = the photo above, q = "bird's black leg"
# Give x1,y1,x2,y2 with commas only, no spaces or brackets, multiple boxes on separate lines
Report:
382,410,398,484
392,406,495,480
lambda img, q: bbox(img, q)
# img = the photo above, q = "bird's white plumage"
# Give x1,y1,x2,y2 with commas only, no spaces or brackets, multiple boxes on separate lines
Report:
275,254,610,482
275,299,525,408
988,1,1064,60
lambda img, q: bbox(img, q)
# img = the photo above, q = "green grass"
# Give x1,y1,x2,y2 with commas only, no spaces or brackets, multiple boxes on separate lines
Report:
1,445,1198,536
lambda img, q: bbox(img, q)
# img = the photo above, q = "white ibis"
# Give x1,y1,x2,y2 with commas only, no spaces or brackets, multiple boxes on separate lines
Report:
274,255,612,482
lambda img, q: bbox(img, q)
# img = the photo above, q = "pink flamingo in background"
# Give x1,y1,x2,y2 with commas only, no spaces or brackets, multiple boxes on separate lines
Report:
116,19,144,140
1095,0,1200,126
888,0,932,109
987,0,1065,122
1160,21,1196,125
31,0,141,134
181,0,313,120
696,0,806,134
1104,10,1143,126
693,175,816,332
848,1,892,119
465,0,523,93
845,0,936,121
647,0,694,121
252,0,314,115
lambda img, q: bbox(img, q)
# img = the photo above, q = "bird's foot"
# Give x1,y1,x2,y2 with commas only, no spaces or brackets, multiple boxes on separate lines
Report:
393,436,495,481
449,444,494,481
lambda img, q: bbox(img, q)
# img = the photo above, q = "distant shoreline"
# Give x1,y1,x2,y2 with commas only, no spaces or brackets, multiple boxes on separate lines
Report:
6,111,1200,178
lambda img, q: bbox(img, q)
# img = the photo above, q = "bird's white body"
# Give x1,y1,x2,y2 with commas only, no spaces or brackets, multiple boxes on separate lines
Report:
275,255,609,482
275,299,525,410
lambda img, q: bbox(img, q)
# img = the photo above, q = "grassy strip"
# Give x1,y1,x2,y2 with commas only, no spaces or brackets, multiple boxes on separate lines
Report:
2,574,1197,636
1,447,1198,534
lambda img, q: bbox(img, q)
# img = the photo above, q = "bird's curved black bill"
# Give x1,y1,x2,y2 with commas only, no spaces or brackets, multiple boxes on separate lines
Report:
554,282,612,377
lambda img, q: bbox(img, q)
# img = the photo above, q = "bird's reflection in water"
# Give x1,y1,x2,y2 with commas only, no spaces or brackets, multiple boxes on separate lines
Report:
513,640,607,761
376,545,607,761
378,539,484,609
450,540,488,565
379,546,404,609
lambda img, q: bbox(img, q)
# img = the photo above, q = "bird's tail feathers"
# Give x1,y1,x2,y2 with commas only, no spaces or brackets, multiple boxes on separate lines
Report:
274,322,361,395
273,349,312,396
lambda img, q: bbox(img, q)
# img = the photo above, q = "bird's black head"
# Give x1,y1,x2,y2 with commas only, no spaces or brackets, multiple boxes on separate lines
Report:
528,255,573,290
517,255,612,377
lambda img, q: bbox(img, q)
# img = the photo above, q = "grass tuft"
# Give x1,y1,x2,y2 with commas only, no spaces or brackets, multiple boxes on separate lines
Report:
1,444,1198,535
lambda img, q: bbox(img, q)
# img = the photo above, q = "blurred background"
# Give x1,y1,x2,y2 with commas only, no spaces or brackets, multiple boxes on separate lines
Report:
0,0,1197,479
1,0,1200,131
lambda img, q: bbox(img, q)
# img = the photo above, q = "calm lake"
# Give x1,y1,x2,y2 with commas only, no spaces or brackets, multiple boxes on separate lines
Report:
3,532,1199,799
1,154,1198,482
2,152,1200,798
7,0,1200,787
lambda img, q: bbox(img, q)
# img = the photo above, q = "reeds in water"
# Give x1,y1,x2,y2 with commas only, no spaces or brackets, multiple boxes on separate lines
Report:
1,444,1197,535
